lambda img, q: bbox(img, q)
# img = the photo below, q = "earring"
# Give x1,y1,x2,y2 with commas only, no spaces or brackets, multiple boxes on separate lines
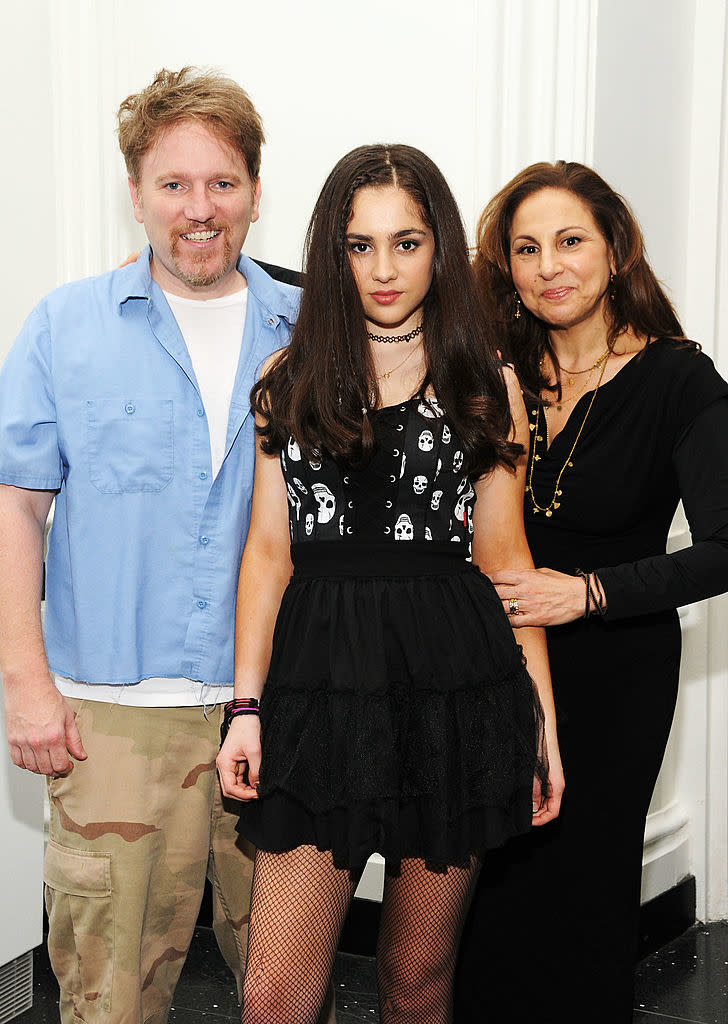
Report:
514,292,522,320
609,272,615,301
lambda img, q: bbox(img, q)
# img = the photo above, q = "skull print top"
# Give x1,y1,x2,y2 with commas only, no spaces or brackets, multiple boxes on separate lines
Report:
281,396,475,545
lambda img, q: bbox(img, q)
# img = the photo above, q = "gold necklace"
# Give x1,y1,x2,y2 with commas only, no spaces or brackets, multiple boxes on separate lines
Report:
527,352,610,517
550,366,599,412
554,346,610,387
542,347,609,406
375,343,419,381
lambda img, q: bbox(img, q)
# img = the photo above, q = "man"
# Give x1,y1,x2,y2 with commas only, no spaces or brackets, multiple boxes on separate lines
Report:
0,67,323,1024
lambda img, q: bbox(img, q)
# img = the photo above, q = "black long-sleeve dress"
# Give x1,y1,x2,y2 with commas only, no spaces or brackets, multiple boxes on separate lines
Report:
454,338,728,1023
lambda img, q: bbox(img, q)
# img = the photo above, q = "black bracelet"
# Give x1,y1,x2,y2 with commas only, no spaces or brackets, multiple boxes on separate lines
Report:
590,572,607,616
575,569,607,618
574,569,592,619
220,697,260,744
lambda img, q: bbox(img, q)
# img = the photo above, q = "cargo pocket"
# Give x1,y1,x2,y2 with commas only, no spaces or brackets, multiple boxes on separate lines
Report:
44,840,114,1013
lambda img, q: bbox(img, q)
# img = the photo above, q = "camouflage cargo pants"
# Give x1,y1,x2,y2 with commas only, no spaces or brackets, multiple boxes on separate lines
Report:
44,699,253,1024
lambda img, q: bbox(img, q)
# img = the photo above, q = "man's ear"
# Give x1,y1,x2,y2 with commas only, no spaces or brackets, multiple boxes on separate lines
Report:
250,177,262,225
128,177,144,225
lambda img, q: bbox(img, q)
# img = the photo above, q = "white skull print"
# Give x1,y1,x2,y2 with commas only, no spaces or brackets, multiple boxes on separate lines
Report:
453,482,475,524
442,424,451,444
431,490,443,511
418,429,434,452
293,477,308,494
311,482,336,523
394,513,414,540
413,475,427,495
400,451,407,478
339,514,345,536
287,437,302,461
286,482,301,519
309,449,322,471
305,513,314,536
417,398,444,419
425,526,433,541
453,450,464,472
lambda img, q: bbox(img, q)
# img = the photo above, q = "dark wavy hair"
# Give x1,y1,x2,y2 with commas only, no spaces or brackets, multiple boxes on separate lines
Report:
473,160,693,397
254,144,519,476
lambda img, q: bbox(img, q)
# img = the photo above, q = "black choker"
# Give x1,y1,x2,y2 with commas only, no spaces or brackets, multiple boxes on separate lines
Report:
366,324,424,344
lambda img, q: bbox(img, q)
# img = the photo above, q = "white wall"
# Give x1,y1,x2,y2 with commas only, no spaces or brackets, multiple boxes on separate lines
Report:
1,0,726,922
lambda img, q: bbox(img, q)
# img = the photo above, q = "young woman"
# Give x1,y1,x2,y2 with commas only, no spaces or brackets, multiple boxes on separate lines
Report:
217,144,563,1024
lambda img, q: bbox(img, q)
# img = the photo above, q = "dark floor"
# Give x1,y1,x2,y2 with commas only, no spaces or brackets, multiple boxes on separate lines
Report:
14,921,728,1023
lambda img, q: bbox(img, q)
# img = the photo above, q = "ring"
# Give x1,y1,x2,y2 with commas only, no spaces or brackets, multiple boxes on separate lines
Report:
508,597,520,616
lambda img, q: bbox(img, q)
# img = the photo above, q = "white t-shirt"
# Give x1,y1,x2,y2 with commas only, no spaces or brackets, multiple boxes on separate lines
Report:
57,285,249,706
165,288,248,478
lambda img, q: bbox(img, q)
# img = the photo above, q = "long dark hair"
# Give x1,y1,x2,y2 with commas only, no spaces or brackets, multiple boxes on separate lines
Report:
473,160,693,397
253,144,519,477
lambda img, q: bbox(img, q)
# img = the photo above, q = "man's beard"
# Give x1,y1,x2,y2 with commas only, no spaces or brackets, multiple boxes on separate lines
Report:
169,226,234,289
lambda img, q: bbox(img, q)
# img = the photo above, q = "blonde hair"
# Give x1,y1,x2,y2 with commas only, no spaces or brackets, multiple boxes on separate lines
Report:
117,66,265,184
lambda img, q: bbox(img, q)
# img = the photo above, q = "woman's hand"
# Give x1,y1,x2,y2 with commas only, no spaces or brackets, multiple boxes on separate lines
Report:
216,714,262,801
531,759,565,826
492,567,585,627
531,711,565,827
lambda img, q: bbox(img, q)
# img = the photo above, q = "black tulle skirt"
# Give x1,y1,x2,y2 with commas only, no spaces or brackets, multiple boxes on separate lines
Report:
237,541,546,872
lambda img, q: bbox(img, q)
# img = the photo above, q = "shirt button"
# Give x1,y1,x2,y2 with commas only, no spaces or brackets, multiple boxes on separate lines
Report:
200,535,209,545
199,471,208,480
197,408,204,417
125,403,135,414
197,599,207,609
267,317,276,326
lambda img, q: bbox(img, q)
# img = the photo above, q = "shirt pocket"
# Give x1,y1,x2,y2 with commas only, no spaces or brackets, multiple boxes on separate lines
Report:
87,398,174,493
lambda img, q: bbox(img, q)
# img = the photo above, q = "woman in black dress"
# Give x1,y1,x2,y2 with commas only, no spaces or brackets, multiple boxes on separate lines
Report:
455,160,728,1023
216,145,563,1024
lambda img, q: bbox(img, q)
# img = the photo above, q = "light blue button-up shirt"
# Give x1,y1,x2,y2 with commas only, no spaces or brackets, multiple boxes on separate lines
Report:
0,247,299,684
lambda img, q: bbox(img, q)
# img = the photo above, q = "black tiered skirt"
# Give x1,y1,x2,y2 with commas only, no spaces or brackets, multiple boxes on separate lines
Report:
237,541,546,871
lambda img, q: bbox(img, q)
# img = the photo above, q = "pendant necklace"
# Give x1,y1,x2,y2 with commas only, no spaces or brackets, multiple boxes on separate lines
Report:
375,343,419,381
527,351,610,517
545,347,610,409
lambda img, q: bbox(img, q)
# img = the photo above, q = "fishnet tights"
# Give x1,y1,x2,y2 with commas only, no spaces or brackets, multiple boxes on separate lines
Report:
241,845,480,1024
376,856,480,1023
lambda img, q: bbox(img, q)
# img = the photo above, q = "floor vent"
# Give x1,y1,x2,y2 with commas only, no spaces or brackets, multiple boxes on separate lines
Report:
0,951,33,1023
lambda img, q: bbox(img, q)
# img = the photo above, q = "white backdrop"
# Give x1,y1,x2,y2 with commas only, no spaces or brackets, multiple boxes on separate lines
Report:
2,0,727,922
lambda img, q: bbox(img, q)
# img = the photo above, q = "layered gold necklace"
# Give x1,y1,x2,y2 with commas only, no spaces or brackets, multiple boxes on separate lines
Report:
548,347,610,411
527,350,610,517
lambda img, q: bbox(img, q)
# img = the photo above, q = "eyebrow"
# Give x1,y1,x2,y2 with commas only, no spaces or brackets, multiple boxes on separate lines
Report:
152,172,244,186
511,225,587,243
346,228,428,242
